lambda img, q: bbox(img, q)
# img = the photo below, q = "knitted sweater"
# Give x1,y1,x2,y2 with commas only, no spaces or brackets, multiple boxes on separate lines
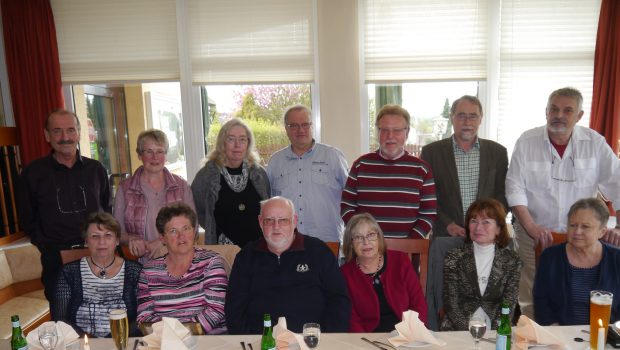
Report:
341,151,437,238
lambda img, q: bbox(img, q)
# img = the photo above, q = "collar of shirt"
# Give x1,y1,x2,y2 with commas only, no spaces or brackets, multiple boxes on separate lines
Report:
451,135,480,154
285,140,316,159
50,150,84,169
378,148,406,160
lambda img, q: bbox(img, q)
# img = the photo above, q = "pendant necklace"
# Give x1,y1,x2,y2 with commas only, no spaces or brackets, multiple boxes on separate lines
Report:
357,255,383,285
90,257,115,278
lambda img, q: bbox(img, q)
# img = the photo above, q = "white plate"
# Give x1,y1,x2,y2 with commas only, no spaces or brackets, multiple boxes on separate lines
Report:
527,343,550,348
389,330,435,348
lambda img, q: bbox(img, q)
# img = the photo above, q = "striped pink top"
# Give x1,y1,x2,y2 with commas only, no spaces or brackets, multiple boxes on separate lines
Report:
137,248,227,334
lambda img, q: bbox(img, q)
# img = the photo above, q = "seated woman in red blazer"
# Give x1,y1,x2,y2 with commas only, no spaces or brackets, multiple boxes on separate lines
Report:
340,213,428,332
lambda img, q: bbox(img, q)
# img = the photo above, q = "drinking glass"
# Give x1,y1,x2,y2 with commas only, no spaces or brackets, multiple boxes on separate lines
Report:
38,321,58,350
109,309,129,350
590,290,613,350
468,315,487,350
303,322,321,348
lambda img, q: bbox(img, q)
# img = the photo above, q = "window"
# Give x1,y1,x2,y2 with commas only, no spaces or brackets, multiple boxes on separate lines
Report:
202,84,312,164
367,82,479,154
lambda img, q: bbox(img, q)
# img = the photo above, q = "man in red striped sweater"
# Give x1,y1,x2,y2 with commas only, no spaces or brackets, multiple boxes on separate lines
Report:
341,104,437,238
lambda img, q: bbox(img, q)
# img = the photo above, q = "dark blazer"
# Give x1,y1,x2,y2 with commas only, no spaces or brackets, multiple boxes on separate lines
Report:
421,137,508,237
441,244,521,331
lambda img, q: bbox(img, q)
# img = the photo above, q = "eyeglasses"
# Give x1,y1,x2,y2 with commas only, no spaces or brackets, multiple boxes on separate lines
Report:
56,186,87,214
352,232,379,243
454,113,480,122
225,136,248,145
286,122,312,131
377,127,408,136
262,217,292,227
142,149,166,158
165,225,194,237
550,143,576,182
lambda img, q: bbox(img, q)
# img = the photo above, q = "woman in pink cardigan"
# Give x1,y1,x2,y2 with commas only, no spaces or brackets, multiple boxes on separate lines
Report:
340,213,427,332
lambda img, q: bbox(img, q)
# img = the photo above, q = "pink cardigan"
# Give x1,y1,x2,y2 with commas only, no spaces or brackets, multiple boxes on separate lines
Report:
341,250,428,332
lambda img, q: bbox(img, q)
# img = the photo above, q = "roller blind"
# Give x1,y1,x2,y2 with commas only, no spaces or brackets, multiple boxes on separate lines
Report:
497,0,601,153
187,0,314,84
363,0,488,83
51,0,179,83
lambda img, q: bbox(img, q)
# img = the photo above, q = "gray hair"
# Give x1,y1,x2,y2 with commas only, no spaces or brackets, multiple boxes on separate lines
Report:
260,196,295,217
450,95,483,117
547,87,583,112
207,118,261,167
283,105,311,125
136,129,169,154
567,197,610,228
375,104,411,128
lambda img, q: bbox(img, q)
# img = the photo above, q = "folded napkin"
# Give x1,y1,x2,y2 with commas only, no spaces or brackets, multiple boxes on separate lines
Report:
514,315,567,350
141,317,191,350
388,310,446,347
26,321,79,350
273,317,309,350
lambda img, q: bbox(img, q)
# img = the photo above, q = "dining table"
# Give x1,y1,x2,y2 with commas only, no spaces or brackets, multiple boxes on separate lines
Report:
0,325,608,350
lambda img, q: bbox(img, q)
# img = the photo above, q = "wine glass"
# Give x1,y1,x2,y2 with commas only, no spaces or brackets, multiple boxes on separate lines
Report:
303,322,321,348
468,315,487,350
38,321,58,350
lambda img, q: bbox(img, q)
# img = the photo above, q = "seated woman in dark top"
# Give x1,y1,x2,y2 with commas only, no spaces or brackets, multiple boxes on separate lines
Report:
534,197,620,325
52,212,141,337
441,198,521,331
340,212,427,332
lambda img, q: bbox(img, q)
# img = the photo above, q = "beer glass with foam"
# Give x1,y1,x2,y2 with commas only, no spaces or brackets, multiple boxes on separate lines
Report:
590,290,613,350
109,309,129,350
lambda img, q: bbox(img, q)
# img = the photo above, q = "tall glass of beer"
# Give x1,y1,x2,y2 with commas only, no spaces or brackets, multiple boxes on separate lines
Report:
590,290,613,350
109,309,129,350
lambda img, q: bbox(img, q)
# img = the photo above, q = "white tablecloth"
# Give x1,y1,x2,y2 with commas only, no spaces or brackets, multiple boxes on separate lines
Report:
1,325,606,350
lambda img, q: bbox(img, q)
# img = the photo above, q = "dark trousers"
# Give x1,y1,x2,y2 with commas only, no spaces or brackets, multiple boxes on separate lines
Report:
36,243,84,302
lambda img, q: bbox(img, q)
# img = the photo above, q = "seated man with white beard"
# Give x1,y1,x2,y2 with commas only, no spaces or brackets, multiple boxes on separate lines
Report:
225,196,351,334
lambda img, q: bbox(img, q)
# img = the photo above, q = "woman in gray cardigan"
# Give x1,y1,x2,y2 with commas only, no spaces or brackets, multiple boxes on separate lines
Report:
191,118,270,246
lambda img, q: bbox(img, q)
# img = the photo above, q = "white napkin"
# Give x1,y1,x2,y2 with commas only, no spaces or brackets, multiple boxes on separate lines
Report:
26,321,79,350
272,317,309,350
514,315,567,350
388,310,446,347
141,317,190,350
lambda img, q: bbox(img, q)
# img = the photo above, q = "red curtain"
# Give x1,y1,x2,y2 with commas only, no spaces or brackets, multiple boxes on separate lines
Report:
590,0,620,156
1,0,64,166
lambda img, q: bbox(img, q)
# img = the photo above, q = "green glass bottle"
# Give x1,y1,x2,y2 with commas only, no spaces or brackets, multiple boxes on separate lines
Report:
261,313,276,350
496,302,511,350
10,315,28,350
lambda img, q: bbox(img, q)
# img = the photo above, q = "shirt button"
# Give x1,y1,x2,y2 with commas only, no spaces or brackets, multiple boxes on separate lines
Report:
299,168,301,171
299,181,301,183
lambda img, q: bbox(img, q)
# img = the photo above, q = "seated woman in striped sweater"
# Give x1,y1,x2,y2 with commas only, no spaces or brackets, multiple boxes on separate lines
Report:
137,203,227,334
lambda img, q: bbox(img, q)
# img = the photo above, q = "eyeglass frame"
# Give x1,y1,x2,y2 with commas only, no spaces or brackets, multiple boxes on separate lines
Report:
261,217,293,227
550,141,576,183
351,232,379,243
286,122,312,131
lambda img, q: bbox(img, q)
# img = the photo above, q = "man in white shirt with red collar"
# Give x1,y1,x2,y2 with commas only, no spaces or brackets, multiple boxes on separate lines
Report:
506,87,620,317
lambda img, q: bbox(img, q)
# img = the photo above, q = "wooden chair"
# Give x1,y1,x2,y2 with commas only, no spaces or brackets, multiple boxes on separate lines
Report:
534,231,567,266
0,127,24,245
325,241,340,257
384,238,430,296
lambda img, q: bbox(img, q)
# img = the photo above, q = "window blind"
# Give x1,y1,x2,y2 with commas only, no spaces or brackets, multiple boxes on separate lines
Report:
187,0,314,84
363,0,488,83
497,0,601,152
51,0,179,83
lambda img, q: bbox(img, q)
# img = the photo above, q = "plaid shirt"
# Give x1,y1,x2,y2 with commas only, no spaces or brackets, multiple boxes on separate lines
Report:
452,136,480,217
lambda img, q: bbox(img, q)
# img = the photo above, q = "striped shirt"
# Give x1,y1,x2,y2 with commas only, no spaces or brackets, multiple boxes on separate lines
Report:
569,263,600,325
341,151,437,238
137,248,228,334
453,137,480,218
75,258,126,337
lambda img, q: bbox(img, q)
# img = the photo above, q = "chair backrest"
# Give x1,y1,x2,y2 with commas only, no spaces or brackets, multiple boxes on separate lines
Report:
534,232,567,266
325,241,340,257
384,238,430,296
60,246,139,265
198,244,241,277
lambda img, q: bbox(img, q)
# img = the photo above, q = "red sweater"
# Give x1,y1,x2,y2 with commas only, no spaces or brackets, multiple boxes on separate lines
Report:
340,151,436,238
341,250,428,332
